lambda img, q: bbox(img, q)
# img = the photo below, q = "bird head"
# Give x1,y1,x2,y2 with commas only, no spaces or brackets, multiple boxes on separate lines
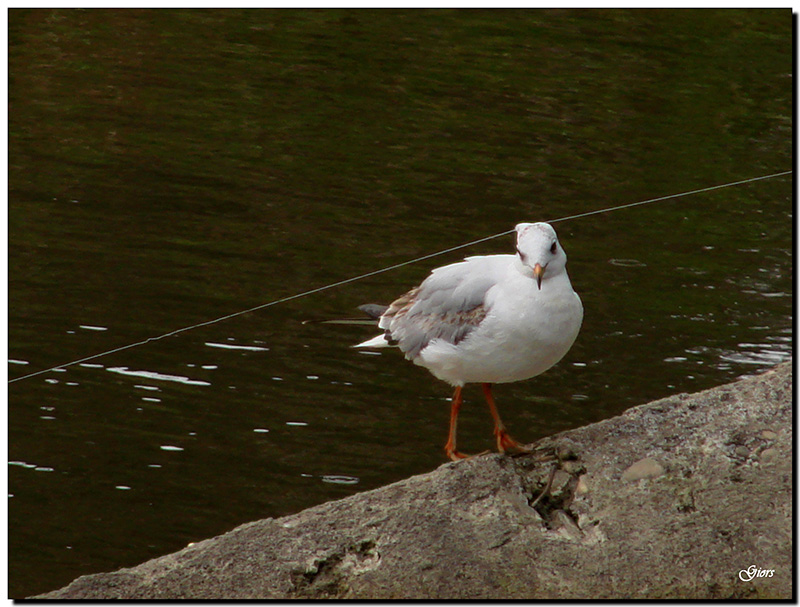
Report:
514,222,568,289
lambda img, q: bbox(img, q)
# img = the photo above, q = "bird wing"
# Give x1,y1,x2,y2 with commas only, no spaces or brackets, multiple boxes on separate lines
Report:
379,255,511,359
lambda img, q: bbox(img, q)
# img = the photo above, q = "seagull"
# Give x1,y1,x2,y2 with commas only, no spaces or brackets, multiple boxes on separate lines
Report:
355,222,583,461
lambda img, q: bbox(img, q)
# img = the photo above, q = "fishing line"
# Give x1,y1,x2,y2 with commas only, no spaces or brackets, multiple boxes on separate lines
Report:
9,169,791,384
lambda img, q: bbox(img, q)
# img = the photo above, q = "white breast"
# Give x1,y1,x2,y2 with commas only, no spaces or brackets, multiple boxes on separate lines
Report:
416,266,583,386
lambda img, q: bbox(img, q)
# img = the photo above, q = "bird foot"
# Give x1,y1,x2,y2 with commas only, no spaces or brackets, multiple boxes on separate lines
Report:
446,449,491,462
446,449,471,461
495,429,532,455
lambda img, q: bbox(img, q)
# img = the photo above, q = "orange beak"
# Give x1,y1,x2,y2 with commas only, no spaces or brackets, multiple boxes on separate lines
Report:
533,263,545,290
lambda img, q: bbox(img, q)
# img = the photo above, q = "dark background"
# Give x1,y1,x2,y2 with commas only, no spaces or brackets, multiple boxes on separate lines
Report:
9,9,792,597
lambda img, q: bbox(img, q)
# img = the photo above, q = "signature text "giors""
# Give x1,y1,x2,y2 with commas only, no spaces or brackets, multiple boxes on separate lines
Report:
739,565,775,582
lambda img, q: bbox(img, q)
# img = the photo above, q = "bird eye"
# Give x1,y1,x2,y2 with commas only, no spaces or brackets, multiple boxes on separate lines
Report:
550,241,558,254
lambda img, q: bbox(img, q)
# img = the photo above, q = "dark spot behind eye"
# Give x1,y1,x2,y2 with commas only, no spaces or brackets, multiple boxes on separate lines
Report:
550,241,558,254
516,247,528,263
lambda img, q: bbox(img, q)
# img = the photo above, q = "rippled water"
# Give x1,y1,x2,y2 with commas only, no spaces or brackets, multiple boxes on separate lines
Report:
9,9,792,598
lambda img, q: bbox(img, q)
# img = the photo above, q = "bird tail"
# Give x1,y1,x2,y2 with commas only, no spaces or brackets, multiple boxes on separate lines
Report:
357,304,389,319
301,318,377,326
353,334,391,349
302,303,393,349
301,303,389,326
352,304,391,348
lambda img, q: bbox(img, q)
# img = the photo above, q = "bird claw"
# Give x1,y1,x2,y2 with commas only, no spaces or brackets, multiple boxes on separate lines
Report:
446,450,471,461
495,429,531,455
446,449,491,462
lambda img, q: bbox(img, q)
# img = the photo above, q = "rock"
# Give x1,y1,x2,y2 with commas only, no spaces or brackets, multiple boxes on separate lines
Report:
36,361,792,600
621,457,665,482
759,448,778,464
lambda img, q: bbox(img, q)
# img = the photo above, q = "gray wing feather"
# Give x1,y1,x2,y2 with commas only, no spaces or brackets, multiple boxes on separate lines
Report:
379,256,507,359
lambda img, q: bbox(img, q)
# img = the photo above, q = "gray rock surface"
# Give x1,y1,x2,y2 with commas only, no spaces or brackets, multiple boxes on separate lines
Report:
38,361,792,599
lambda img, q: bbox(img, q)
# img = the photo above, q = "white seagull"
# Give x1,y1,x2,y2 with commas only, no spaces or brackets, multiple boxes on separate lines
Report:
355,222,583,461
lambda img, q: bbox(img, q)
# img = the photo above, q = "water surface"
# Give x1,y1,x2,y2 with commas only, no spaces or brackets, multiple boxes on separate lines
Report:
9,9,792,597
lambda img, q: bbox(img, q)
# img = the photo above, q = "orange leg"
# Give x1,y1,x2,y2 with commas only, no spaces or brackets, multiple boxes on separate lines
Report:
444,386,470,461
482,383,530,454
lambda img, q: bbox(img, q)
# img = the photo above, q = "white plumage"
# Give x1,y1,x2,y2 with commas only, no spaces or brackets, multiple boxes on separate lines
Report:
356,222,583,460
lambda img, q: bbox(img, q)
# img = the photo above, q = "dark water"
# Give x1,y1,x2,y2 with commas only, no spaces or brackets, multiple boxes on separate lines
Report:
9,9,792,598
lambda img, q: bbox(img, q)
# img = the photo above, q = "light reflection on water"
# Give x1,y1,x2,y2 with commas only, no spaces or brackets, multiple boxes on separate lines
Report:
205,341,270,352
321,475,361,485
608,258,646,268
719,342,792,367
106,366,213,386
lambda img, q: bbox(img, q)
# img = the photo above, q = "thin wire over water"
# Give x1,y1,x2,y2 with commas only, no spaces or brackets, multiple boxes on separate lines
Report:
8,169,792,384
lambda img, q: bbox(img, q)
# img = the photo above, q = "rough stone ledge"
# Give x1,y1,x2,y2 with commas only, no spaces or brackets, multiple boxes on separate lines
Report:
36,361,792,599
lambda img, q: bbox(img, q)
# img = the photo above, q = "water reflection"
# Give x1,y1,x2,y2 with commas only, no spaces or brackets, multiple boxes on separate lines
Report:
608,258,646,267
106,366,212,386
9,8,791,600
719,344,791,366
10,461,54,472
321,475,360,485
204,341,269,351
